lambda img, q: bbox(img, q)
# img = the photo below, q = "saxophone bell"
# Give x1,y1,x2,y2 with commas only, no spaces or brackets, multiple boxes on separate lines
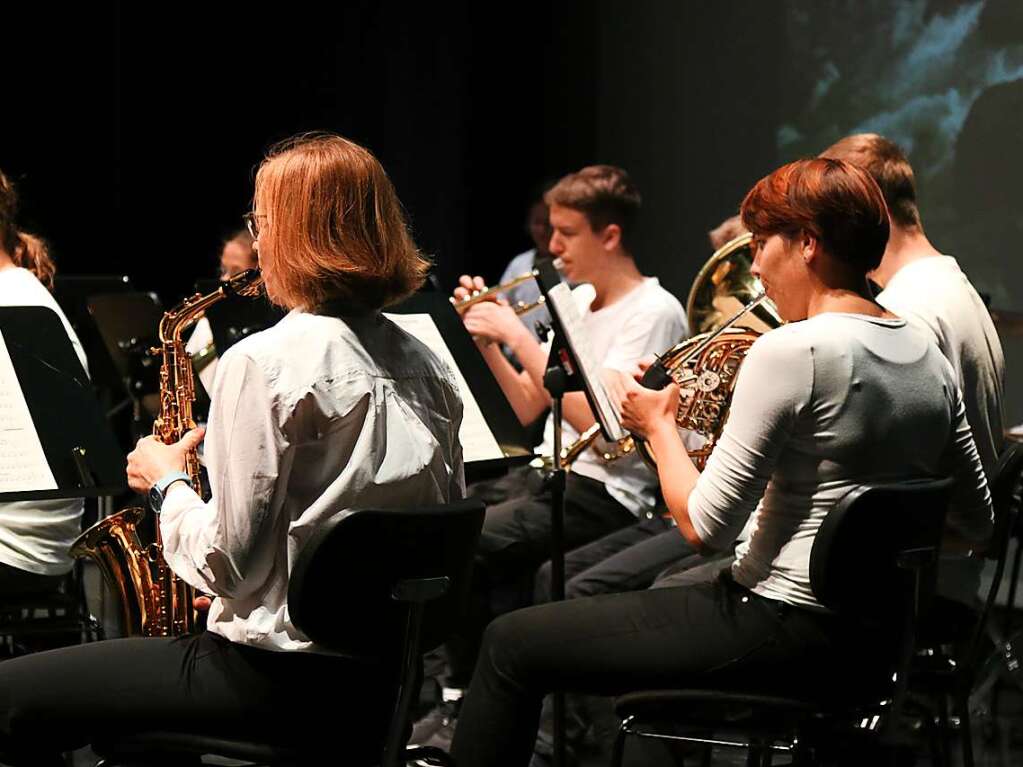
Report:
71,273,264,637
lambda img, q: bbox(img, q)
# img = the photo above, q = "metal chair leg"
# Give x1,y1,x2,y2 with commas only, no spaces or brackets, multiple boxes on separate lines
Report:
957,688,975,767
611,715,632,767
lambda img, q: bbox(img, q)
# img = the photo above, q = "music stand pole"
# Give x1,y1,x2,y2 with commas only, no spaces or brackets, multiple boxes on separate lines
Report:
543,363,569,767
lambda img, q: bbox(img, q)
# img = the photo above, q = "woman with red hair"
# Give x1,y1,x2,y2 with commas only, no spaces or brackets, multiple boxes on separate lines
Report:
449,159,993,767
0,134,464,765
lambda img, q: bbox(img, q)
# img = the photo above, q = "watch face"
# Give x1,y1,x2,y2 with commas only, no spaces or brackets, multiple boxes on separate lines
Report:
148,484,163,511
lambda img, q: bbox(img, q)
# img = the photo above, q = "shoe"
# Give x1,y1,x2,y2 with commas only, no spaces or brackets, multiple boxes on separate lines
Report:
410,698,461,749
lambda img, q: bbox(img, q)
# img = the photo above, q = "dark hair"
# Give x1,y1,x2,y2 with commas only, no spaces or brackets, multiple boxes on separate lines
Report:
544,165,641,252
0,170,56,290
740,158,890,273
819,133,921,229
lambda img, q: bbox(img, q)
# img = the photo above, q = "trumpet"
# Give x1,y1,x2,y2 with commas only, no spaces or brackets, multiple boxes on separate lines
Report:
450,272,546,317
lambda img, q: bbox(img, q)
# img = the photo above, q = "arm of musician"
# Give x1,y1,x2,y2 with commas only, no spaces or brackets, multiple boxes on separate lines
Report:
669,334,805,553
465,301,595,430
504,321,595,434
159,350,284,599
619,379,703,547
942,386,994,553
473,331,550,426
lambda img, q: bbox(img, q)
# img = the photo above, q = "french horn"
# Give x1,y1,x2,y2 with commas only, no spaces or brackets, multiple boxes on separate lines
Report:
562,233,783,471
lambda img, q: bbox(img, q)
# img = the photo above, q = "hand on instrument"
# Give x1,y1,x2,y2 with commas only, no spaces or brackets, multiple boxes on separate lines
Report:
452,274,488,303
194,594,213,612
619,377,680,440
463,300,525,346
629,354,659,383
601,368,632,410
126,427,206,494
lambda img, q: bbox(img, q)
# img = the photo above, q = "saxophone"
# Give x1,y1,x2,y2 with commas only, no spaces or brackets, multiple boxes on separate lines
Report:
71,269,264,637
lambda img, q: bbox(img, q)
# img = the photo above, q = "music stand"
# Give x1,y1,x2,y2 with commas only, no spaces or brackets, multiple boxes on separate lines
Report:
53,274,134,398
0,307,126,502
386,290,533,475
205,293,287,356
531,259,627,767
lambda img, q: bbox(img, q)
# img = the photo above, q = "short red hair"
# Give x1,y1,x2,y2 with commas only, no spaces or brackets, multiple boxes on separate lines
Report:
740,158,890,273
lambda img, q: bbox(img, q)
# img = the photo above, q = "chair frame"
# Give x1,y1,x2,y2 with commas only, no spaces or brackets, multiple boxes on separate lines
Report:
90,498,484,767
914,440,1023,767
611,477,954,767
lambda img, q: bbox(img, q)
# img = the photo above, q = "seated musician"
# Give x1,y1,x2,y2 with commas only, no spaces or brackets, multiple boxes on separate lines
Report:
185,227,259,393
0,133,464,765
0,168,89,601
448,158,993,767
418,166,687,746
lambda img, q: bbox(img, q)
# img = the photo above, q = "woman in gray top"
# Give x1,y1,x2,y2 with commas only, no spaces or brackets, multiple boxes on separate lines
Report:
449,158,993,767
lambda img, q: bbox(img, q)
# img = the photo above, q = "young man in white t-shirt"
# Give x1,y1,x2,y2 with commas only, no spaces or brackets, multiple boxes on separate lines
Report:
416,166,687,746
820,133,1005,613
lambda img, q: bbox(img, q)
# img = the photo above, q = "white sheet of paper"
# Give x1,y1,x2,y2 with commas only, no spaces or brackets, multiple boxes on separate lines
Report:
0,328,57,492
384,312,505,463
545,283,626,441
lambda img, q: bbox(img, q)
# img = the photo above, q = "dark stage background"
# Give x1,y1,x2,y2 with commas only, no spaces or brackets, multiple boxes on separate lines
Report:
4,1,1022,420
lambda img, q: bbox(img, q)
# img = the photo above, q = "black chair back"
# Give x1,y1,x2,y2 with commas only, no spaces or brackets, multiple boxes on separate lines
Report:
809,478,954,624
288,497,485,659
988,440,1023,562
976,440,1023,652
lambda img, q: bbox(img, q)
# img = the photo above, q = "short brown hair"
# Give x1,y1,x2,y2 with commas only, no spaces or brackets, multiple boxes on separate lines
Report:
544,165,641,252
254,133,429,310
740,158,890,274
819,133,922,229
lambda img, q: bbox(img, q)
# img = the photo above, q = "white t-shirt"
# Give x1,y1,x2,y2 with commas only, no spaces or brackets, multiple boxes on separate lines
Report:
876,255,1005,605
688,313,992,611
0,266,88,575
540,277,688,515
876,256,1004,481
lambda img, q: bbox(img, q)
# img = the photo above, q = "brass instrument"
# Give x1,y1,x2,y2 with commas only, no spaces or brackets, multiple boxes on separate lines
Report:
560,234,783,471
451,272,546,317
71,269,264,637
687,233,781,334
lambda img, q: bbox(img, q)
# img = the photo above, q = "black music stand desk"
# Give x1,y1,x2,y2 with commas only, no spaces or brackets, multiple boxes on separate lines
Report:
0,306,126,502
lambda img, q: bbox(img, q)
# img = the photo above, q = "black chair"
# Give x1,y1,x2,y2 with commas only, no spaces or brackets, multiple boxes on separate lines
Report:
90,497,485,767
611,478,954,767
0,560,103,659
912,440,1023,767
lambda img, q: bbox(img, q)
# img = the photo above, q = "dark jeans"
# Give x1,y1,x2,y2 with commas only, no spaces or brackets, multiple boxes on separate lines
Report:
534,516,689,602
0,631,396,766
450,573,892,767
445,466,636,687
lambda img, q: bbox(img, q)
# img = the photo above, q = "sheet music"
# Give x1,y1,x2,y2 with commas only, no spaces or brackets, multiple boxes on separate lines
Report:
545,283,627,441
0,329,57,492
383,312,505,463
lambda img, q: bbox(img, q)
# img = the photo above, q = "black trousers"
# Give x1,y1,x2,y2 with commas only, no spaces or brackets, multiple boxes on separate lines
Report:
450,573,893,767
533,515,690,602
445,466,636,687
0,562,64,598
0,631,396,766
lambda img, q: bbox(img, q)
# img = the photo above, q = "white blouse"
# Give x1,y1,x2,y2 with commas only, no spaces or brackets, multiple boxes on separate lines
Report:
160,309,465,652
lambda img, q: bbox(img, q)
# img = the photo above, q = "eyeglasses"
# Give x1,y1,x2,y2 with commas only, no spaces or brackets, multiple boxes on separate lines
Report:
243,212,266,240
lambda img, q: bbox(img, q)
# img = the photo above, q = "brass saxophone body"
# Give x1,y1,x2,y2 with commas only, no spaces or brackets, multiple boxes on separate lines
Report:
71,269,264,637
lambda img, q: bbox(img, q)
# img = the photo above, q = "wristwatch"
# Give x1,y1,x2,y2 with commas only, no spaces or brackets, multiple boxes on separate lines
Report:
149,471,192,512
